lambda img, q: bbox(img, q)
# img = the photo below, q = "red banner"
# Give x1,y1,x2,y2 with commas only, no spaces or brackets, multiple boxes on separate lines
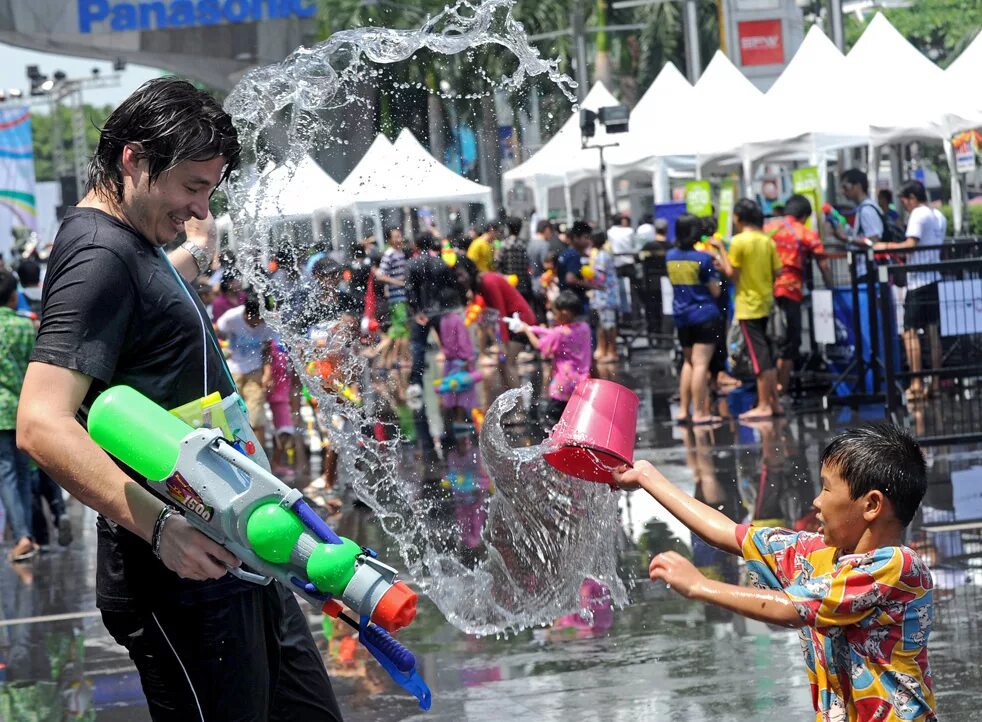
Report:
738,19,784,66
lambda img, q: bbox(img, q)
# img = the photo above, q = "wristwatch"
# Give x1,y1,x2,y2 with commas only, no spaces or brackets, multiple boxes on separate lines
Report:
181,241,211,275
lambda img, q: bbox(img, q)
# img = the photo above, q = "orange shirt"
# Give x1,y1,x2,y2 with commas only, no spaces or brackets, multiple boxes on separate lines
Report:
765,216,824,303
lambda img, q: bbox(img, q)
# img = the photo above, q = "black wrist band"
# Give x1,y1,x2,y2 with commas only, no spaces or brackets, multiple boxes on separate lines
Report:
151,507,176,560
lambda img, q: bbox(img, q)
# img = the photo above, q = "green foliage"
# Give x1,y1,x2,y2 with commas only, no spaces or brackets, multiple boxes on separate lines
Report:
31,104,113,182
846,1,982,64
940,203,982,235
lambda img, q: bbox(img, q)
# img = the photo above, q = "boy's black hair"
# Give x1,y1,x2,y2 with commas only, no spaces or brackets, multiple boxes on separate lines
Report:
900,179,928,203
553,289,584,316
384,226,401,242
243,293,262,318
734,198,764,228
783,194,812,222
505,217,523,238
591,230,607,249
88,77,240,202
0,268,17,304
536,219,554,234
820,424,927,526
569,220,592,239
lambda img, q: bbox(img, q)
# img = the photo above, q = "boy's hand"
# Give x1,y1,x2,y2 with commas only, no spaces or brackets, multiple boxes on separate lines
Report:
611,460,659,492
649,551,705,599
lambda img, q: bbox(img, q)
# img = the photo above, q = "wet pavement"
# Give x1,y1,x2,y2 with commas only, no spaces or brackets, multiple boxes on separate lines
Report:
3,349,982,721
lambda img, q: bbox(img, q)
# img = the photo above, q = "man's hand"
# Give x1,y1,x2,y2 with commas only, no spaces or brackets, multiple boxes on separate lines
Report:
157,514,241,581
648,551,706,598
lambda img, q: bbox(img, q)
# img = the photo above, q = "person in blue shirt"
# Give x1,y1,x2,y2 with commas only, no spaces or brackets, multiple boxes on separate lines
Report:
667,214,723,424
557,221,596,313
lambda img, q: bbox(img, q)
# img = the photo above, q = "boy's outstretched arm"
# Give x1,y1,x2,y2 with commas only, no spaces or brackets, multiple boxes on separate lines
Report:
613,461,741,555
651,552,804,628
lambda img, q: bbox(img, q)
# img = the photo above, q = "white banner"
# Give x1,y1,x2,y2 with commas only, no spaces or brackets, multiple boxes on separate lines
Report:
812,289,835,344
939,280,982,337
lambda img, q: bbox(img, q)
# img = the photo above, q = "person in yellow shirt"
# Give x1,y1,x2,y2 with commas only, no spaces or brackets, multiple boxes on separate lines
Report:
714,198,781,420
466,222,498,273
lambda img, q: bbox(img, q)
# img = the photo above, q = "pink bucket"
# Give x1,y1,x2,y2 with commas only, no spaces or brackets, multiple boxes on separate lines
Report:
543,379,639,484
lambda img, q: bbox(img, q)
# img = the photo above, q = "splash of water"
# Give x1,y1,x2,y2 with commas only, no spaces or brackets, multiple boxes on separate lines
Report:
222,0,627,635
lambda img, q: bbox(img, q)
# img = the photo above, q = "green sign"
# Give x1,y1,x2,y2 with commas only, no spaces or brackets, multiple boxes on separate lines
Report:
791,166,822,231
717,180,735,240
685,180,713,217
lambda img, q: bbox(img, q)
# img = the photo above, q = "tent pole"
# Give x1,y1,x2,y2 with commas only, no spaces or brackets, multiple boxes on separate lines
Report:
564,182,574,225
867,142,880,192
943,138,964,235
742,154,754,198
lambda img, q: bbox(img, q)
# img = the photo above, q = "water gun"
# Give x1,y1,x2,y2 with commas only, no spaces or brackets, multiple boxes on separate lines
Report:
464,295,486,326
580,264,595,282
441,239,458,268
87,386,431,710
471,408,485,432
433,370,483,394
822,203,850,230
306,360,362,407
506,274,519,287
540,269,555,288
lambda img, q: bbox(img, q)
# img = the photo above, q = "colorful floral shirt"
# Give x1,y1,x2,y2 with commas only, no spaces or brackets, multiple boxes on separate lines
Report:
739,525,936,722
0,307,36,430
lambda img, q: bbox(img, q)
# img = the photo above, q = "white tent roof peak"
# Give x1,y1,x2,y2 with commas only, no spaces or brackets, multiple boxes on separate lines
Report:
632,62,691,120
254,154,345,219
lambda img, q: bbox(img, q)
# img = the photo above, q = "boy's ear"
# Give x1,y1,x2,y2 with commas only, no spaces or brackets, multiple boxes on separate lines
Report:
862,490,887,522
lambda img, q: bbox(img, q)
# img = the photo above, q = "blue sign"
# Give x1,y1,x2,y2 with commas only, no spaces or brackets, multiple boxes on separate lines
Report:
78,0,316,34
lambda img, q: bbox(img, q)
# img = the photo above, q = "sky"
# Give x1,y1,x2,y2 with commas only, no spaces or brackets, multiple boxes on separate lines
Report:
0,42,164,110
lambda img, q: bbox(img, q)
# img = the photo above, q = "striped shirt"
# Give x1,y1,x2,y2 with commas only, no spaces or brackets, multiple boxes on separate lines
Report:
379,247,407,303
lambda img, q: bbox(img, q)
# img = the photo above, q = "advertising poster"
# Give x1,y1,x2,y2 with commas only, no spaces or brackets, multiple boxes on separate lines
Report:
685,180,713,217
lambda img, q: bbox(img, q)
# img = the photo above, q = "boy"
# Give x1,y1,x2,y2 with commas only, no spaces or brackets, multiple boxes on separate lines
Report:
614,424,936,721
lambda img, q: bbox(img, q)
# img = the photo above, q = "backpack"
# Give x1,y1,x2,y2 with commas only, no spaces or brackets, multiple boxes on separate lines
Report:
858,200,907,286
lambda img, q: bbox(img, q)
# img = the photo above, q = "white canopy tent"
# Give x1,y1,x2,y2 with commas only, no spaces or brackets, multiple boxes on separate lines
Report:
336,130,494,241
743,26,868,166
845,13,982,231
503,81,621,221
607,62,696,202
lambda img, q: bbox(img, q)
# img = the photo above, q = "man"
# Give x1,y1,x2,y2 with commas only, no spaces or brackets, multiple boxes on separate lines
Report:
466,222,497,273
873,180,943,401
557,220,596,312
715,199,781,420
764,195,833,395
405,233,457,397
17,78,343,720
527,220,554,322
15,258,74,548
376,226,409,369
495,217,532,301
637,217,670,337
216,294,277,451
606,213,637,314
0,268,38,562
830,168,883,246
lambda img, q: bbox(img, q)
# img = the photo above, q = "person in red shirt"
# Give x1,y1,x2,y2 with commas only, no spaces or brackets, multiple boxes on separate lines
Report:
455,256,535,386
764,195,832,395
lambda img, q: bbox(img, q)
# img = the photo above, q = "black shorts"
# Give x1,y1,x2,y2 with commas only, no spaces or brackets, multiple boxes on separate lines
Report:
904,283,940,331
776,297,802,361
677,319,720,348
739,316,774,375
102,583,342,721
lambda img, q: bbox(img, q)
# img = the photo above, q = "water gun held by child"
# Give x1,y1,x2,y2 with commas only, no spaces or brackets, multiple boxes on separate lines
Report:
433,370,484,394
87,385,432,710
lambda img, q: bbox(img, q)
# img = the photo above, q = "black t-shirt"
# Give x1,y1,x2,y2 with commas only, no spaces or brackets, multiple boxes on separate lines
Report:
32,206,244,611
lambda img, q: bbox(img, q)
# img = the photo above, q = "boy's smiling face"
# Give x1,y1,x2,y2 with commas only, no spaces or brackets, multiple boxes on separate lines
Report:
814,464,871,553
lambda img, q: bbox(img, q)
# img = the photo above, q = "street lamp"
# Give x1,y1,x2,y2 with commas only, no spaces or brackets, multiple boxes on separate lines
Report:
581,104,629,224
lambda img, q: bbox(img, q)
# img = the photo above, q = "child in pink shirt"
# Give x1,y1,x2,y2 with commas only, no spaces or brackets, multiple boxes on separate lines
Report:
518,290,592,425
437,288,478,447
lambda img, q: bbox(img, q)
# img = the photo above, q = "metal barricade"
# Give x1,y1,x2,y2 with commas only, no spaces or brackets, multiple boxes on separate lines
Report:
875,241,982,444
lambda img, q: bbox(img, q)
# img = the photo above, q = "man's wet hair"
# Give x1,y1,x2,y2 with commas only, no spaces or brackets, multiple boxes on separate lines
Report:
553,290,584,316
88,77,241,202
820,424,927,526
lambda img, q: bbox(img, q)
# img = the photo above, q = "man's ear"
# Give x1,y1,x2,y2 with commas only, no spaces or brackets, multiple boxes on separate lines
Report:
120,144,145,182
863,490,887,522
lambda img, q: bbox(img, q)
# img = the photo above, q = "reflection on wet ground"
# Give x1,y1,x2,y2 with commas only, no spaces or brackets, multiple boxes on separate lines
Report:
3,350,982,721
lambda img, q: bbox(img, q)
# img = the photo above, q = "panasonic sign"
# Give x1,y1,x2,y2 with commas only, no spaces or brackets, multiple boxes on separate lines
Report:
77,0,317,33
